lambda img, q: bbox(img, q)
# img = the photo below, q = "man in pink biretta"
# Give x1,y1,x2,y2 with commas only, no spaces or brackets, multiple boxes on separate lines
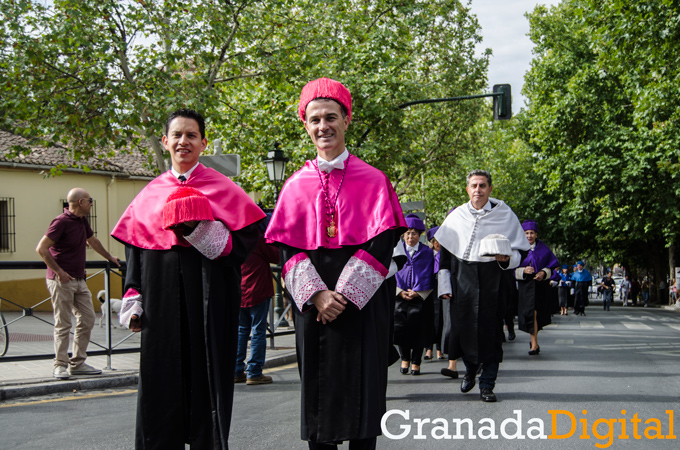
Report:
265,78,406,450
111,108,265,449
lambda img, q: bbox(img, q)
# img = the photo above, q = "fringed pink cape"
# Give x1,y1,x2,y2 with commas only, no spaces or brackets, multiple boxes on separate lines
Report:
265,155,406,250
112,164,265,250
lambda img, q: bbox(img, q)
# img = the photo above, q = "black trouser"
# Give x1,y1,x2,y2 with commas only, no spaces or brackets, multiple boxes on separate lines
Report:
464,360,499,390
398,345,423,365
308,437,377,450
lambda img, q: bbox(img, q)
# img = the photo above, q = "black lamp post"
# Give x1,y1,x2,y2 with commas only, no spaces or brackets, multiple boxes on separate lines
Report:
262,142,289,202
262,142,289,327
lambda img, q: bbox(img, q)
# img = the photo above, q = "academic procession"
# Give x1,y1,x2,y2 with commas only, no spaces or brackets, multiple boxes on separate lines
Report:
2,78,678,450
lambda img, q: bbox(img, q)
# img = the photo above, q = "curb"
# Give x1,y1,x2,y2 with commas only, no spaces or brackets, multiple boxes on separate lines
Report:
0,373,139,401
0,352,298,402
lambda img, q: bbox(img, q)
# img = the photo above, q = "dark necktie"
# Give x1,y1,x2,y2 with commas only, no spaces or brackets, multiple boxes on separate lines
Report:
178,175,186,182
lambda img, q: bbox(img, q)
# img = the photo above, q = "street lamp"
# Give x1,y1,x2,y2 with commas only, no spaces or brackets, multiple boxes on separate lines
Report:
262,142,289,202
262,142,290,328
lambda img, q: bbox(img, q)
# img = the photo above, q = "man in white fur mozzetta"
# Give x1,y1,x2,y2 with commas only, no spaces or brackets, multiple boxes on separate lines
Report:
435,169,529,403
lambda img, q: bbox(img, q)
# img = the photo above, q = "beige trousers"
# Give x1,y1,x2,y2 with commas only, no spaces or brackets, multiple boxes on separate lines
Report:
46,278,95,368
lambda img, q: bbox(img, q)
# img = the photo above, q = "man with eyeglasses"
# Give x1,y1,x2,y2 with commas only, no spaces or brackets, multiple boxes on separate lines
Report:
37,187,120,380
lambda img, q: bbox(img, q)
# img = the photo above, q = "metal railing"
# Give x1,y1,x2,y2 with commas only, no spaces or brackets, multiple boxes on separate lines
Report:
0,260,295,365
0,260,134,369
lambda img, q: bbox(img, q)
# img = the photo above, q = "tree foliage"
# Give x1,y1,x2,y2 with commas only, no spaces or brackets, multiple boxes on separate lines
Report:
1,0,492,213
519,0,680,282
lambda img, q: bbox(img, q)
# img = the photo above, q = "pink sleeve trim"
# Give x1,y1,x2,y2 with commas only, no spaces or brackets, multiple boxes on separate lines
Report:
283,252,309,278
283,253,328,312
120,288,143,329
123,287,141,300
354,249,389,277
335,252,387,310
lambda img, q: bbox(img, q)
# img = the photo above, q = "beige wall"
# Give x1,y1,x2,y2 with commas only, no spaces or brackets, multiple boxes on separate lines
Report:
0,166,150,310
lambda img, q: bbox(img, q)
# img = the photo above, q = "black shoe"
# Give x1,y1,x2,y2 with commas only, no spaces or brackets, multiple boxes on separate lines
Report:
441,368,458,379
411,369,420,376
528,345,540,356
423,355,432,361
508,330,516,341
461,374,476,393
400,366,409,374
480,388,497,402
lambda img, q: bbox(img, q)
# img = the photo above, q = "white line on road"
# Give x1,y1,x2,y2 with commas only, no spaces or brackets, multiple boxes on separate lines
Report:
580,321,604,328
621,322,653,330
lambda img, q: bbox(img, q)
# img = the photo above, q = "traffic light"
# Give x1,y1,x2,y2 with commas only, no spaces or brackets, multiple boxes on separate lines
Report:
492,84,512,120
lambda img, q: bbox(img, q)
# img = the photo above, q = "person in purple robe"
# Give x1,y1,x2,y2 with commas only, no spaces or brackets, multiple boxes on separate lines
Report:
514,220,560,355
393,214,435,376
265,78,406,450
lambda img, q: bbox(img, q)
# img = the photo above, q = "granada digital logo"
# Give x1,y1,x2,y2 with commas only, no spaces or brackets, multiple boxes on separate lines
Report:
381,409,676,448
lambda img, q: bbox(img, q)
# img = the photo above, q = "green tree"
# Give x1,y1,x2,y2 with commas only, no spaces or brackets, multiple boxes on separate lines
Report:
520,0,680,295
1,0,490,202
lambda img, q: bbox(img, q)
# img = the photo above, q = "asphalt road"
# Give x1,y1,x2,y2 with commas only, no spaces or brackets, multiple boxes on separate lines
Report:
1,305,678,449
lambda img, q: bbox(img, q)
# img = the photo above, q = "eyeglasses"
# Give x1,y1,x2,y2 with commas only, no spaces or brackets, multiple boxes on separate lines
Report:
80,198,93,204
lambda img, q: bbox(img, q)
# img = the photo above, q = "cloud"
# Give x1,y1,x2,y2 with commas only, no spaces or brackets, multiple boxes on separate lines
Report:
468,0,562,113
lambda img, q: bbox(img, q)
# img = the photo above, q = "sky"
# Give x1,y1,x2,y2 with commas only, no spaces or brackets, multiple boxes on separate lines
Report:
467,0,563,115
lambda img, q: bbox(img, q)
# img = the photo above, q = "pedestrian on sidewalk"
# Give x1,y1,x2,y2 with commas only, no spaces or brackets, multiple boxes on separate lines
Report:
36,188,120,380
630,277,640,306
435,170,530,403
112,109,264,449
234,211,280,386
601,271,615,311
620,275,631,306
265,78,406,450
641,277,650,306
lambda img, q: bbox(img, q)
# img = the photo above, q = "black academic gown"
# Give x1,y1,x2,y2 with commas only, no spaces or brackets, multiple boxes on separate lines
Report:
440,247,506,365
517,275,554,334
125,225,258,450
280,229,399,444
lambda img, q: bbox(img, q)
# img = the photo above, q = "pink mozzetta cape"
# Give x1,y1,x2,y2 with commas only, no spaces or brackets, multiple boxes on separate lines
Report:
112,164,265,250
265,155,406,250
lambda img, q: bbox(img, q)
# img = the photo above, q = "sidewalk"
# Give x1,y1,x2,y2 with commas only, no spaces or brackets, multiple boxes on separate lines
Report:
0,311,297,401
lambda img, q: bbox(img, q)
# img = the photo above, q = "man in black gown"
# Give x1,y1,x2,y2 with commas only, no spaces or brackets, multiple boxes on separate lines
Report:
435,170,529,403
265,78,406,449
112,109,264,449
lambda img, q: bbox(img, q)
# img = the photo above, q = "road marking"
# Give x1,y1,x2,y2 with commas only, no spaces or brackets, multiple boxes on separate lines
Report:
0,389,137,409
668,324,680,331
265,362,297,373
580,321,604,328
554,339,574,344
622,322,653,330
645,350,680,357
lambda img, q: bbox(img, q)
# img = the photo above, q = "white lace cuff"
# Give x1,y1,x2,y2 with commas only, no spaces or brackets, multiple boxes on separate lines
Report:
515,267,525,280
335,249,388,310
283,253,328,311
184,220,231,260
119,288,143,329
438,269,452,297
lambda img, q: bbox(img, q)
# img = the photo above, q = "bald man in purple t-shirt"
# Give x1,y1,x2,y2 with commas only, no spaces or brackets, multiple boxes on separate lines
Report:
36,187,119,380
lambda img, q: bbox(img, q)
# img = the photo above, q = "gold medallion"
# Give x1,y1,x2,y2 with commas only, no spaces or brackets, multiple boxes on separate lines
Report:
327,220,337,238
